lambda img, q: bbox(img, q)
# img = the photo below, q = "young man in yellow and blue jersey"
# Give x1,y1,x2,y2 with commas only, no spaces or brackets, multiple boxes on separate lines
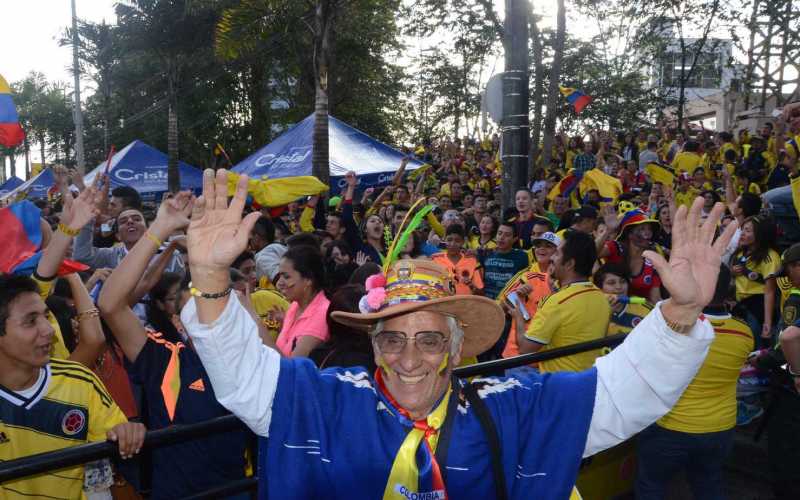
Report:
0,274,145,499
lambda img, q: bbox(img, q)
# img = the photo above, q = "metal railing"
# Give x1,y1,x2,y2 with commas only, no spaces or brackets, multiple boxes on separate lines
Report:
0,334,626,497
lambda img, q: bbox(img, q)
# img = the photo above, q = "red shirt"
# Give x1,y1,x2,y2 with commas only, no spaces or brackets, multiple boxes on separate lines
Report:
604,240,662,299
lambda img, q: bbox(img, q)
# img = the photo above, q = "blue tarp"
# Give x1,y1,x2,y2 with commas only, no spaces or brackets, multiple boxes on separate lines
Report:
0,176,24,197
83,140,203,200
232,114,422,193
0,169,55,200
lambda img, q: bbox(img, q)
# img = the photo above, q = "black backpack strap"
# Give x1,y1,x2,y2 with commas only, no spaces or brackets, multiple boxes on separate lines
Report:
434,377,461,486
463,382,508,500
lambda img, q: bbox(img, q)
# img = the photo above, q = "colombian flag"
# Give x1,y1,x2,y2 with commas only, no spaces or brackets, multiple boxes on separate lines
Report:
227,172,328,208
0,74,25,148
560,85,592,114
580,168,622,205
645,162,676,186
0,201,88,276
547,171,580,201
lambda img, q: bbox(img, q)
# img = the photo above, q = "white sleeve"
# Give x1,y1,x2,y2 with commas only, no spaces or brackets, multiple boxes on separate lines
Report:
180,294,280,437
583,301,714,457
721,227,741,266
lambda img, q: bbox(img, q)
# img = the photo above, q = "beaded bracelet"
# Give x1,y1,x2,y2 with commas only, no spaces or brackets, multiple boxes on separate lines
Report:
188,282,233,300
57,223,81,237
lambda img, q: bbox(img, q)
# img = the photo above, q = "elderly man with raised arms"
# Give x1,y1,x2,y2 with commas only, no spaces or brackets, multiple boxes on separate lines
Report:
176,169,736,500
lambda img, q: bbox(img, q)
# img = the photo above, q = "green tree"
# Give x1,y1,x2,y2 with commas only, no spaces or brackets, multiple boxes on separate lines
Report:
116,0,220,191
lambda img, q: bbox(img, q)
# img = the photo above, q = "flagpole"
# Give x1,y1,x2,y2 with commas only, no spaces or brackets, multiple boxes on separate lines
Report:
71,0,86,174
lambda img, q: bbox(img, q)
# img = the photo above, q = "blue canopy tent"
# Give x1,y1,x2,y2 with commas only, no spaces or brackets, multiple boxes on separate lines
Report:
0,169,55,200
84,140,204,201
0,176,24,197
232,114,423,193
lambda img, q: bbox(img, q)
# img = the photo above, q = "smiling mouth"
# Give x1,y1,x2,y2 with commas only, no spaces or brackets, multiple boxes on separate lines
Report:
398,373,427,385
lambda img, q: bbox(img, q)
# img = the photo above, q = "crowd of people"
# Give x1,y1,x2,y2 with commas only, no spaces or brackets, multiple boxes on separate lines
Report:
1,102,800,500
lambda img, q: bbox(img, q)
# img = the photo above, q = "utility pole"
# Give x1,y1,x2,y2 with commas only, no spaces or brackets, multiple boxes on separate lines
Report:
501,0,530,211
71,0,86,173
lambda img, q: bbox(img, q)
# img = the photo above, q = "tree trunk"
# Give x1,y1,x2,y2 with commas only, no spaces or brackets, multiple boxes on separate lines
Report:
540,0,566,171
312,0,334,187
167,63,180,193
38,135,45,177
501,0,530,209
528,5,544,178
23,136,30,179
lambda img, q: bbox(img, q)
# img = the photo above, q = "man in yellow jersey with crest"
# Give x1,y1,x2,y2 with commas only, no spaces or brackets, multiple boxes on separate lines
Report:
0,274,145,498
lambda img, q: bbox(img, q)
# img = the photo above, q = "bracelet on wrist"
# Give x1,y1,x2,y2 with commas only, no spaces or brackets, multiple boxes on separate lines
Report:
145,231,163,248
788,365,800,378
57,223,81,237
188,282,233,300
663,314,695,334
76,308,100,322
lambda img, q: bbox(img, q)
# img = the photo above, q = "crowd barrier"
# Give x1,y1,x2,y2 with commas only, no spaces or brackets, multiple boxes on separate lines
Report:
0,333,627,498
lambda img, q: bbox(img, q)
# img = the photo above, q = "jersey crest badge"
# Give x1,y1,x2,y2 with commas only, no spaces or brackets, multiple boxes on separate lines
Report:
62,409,86,436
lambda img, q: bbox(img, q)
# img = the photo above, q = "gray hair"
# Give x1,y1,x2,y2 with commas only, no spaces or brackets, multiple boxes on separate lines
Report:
372,315,464,356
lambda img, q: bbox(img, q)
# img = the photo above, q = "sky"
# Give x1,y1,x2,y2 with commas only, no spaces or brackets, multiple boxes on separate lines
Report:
2,0,118,85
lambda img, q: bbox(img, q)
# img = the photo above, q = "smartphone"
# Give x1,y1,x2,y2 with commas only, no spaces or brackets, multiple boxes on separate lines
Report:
507,291,531,321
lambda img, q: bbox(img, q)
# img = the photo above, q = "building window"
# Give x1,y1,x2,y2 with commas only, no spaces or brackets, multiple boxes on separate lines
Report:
659,50,721,89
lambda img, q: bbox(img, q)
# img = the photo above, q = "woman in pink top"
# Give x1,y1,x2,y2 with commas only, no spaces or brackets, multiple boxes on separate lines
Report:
275,245,331,357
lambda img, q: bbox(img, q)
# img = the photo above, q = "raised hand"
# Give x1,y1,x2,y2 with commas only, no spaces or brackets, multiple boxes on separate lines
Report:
643,197,738,323
187,169,261,290
60,185,101,231
601,204,620,233
69,167,86,191
151,191,194,237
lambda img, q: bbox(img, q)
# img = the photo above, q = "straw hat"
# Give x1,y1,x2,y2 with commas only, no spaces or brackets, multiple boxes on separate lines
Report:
331,259,504,358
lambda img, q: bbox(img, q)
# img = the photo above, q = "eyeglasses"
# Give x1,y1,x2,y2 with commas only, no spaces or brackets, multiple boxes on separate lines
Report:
373,331,449,355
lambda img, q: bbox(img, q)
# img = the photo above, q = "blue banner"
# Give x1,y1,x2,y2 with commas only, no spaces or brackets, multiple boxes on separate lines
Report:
0,169,54,200
232,114,422,193
0,176,23,197
83,140,203,200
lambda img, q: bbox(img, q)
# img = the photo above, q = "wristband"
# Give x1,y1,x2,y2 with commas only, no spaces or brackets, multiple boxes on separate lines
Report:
58,223,81,237
145,231,163,248
188,282,232,300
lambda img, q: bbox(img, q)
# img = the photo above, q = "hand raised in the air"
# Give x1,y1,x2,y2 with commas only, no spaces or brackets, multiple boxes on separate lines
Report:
187,170,261,285
644,197,737,323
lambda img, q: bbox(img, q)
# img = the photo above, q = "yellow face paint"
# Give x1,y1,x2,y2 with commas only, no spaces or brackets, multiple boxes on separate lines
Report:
378,358,395,376
437,353,450,375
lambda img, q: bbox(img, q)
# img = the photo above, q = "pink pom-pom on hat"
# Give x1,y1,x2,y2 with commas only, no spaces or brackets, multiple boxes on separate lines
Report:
365,273,387,291
366,287,386,311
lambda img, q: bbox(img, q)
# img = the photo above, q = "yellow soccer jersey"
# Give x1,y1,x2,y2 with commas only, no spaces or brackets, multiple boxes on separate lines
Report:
607,301,653,336
525,282,611,373
0,359,127,499
671,151,702,175
732,249,781,300
674,187,700,209
658,313,752,433
776,276,795,310
32,275,70,360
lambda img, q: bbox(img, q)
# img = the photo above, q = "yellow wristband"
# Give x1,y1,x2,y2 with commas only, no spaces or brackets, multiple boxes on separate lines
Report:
57,223,81,237
145,231,163,248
